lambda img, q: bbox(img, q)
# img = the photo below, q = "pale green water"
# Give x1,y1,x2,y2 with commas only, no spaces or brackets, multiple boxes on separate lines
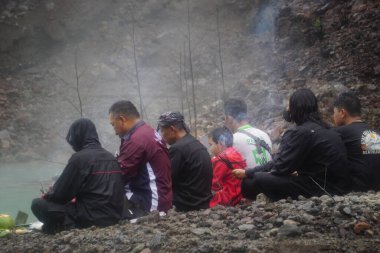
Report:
0,161,64,222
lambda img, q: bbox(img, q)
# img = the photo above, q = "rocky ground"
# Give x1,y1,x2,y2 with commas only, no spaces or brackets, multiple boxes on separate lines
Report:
1,192,380,252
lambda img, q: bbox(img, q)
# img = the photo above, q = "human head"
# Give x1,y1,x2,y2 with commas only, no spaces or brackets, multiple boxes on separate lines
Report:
285,88,321,125
109,100,140,137
157,111,189,145
224,98,248,132
66,118,100,152
208,127,233,157
333,92,361,126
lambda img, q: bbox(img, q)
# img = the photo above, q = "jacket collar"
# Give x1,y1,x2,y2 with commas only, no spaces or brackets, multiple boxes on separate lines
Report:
122,120,145,142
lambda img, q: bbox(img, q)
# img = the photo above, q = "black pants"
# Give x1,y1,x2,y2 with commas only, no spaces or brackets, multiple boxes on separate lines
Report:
241,172,325,201
31,198,74,234
123,199,149,220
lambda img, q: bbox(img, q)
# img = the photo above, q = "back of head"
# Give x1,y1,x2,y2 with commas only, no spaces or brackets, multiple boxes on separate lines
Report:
157,111,189,133
109,100,140,118
224,99,247,122
208,127,233,147
333,92,361,117
289,88,325,126
66,118,100,152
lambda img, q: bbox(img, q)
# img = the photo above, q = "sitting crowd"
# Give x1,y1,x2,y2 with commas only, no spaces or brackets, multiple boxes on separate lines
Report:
31,89,380,233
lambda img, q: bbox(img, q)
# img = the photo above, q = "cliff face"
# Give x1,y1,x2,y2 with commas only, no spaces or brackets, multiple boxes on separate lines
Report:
0,0,379,161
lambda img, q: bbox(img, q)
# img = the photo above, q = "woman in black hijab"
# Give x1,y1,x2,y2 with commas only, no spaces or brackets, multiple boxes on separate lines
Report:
31,118,125,234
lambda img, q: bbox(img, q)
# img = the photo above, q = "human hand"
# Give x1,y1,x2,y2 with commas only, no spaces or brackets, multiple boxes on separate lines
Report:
232,169,247,179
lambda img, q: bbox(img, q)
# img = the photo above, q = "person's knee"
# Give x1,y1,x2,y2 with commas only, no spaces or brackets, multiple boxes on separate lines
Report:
31,198,44,212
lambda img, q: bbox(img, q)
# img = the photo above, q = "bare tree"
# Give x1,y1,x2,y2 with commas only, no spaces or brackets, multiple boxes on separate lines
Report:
187,0,198,138
131,3,144,119
183,39,193,130
179,46,185,115
74,51,83,117
216,6,226,100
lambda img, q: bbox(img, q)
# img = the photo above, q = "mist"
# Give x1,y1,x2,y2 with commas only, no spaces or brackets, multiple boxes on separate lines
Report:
1,0,284,163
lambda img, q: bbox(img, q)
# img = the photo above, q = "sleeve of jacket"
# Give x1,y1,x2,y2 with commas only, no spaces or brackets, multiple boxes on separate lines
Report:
44,156,88,204
117,141,145,182
210,159,236,207
248,127,312,176
169,147,182,181
211,159,227,192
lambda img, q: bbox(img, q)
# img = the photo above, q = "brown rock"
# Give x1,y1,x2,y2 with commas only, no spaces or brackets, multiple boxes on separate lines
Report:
353,221,371,234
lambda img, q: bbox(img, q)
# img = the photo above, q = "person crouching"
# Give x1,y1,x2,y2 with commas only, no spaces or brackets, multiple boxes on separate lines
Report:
31,118,125,234
208,127,247,207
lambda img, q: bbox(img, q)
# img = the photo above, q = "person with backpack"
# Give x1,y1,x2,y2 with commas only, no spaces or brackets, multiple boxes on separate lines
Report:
208,127,247,207
224,99,272,168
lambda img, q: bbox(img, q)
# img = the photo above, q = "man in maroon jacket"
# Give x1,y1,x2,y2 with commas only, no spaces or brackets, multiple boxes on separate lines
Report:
109,100,172,218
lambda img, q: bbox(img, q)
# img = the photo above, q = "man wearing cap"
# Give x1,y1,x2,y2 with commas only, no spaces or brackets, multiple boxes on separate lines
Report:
109,101,172,218
157,111,213,212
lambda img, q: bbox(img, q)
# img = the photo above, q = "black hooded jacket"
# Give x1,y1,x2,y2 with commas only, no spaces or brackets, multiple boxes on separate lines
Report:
44,118,125,227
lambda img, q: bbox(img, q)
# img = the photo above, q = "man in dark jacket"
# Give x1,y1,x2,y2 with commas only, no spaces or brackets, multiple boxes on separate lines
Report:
31,118,125,234
233,89,351,201
157,111,213,211
333,92,380,191
109,101,172,218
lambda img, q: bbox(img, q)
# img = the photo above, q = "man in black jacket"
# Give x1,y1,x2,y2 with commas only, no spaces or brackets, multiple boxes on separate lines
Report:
233,89,351,201
157,112,213,211
333,92,380,191
31,118,125,234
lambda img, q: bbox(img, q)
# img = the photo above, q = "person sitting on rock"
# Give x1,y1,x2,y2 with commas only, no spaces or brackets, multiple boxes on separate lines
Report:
208,127,247,207
157,111,213,212
31,118,125,234
232,88,351,201
333,92,380,191
224,98,272,169
109,101,172,219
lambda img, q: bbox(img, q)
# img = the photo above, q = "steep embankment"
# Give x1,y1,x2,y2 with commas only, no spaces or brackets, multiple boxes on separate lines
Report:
199,0,380,144
2,192,380,252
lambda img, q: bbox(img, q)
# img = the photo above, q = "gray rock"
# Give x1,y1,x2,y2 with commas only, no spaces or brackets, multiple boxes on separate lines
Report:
278,224,302,238
132,244,146,253
191,228,211,236
238,224,255,231
198,244,215,253
147,233,163,249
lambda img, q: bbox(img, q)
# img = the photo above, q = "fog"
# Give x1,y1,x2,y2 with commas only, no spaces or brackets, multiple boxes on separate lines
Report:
0,0,283,164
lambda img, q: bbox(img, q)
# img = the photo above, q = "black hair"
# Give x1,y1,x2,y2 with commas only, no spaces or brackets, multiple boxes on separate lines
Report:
224,98,248,121
333,92,361,117
208,127,233,147
109,100,140,118
289,88,329,127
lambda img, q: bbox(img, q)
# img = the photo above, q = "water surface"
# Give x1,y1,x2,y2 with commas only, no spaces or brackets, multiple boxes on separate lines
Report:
0,161,64,222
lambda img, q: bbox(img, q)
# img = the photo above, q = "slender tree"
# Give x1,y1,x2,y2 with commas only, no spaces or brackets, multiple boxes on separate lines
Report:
131,4,144,119
74,51,83,117
216,6,226,100
187,0,197,137
183,39,192,130
179,46,185,115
